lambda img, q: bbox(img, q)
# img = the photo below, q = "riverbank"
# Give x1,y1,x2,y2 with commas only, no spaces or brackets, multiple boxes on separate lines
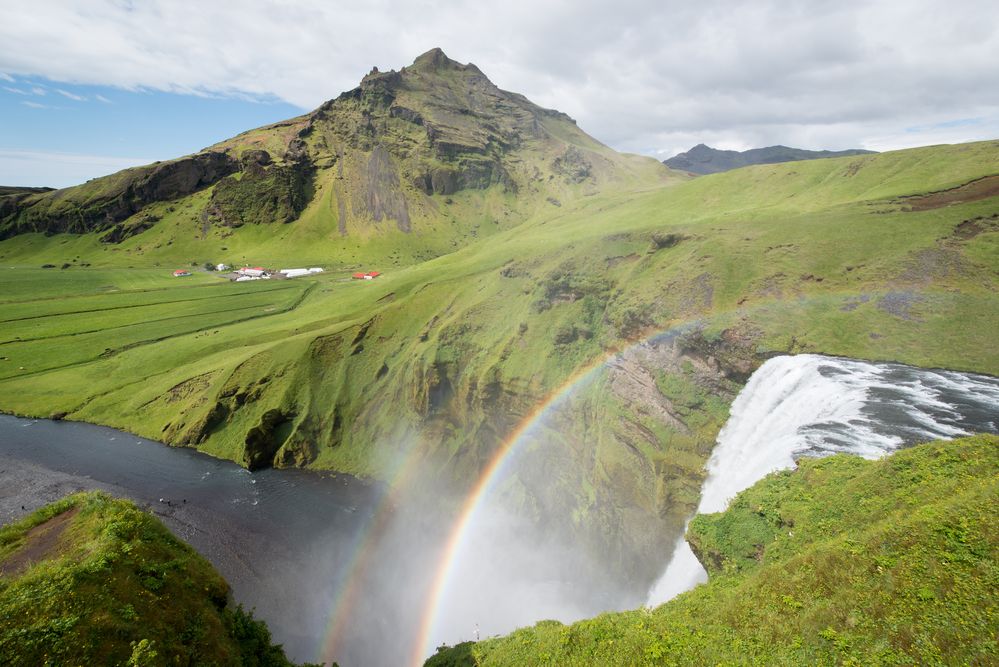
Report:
0,414,383,664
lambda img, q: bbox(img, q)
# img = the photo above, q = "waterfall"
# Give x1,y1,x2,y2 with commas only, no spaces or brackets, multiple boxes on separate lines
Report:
646,354,999,607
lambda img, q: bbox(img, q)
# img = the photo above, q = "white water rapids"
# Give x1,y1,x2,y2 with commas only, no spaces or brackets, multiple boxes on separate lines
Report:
645,353,999,606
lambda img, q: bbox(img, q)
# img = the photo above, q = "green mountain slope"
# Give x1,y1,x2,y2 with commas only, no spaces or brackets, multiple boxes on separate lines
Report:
664,143,877,175
0,48,670,268
0,492,317,666
0,51,997,594
428,434,999,666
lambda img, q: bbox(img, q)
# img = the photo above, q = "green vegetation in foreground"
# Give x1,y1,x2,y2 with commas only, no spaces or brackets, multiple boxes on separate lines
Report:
429,435,999,666
0,492,322,667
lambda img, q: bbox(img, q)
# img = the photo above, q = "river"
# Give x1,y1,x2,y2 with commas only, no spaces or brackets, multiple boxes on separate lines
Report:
646,354,999,605
0,414,404,665
3,354,998,664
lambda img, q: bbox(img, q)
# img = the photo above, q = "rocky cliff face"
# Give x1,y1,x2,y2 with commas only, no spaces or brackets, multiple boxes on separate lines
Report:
492,328,757,589
0,152,239,240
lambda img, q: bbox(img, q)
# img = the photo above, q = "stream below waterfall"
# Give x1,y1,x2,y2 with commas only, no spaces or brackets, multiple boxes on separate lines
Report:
2,354,997,664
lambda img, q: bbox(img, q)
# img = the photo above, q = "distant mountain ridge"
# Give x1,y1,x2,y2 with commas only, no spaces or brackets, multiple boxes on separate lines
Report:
664,143,876,175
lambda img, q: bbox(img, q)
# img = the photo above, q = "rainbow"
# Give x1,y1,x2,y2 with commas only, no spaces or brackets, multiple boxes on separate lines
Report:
316,322,691,666
409,324,691,665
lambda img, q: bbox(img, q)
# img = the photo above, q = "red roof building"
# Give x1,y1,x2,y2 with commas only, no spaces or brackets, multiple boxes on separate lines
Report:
173,269,191,277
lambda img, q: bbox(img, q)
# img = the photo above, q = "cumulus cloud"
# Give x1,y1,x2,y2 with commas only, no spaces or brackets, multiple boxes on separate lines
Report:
1,0,997,156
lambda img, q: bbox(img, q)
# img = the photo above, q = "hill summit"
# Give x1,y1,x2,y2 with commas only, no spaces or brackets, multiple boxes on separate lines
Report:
0,48,664,256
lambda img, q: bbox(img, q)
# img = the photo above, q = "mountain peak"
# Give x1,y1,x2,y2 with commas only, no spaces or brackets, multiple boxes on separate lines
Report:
405,47,486,79
410,47,454,70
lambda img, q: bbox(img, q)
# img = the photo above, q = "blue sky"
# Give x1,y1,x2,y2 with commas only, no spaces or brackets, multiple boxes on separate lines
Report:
1,1,998,188
1,76,303,187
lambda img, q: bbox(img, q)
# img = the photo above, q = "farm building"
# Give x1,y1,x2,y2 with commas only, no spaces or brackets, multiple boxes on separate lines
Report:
279,267,324,278
238,267,267,278
352,271,381,280
172,269,191,277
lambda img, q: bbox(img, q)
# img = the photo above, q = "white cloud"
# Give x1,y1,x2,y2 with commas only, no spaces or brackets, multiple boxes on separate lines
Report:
0,72,13,82
55,88,85,101
30,86,46,96
95,93,112,103
21,100,47,109
0,1,997,157
4,86,27,95
0,149,156,188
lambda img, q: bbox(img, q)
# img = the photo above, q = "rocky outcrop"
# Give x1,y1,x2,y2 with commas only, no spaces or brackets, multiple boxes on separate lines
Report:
552,146,592,183
99,212,161,243
0,151,239,239
491,327,760,590
311,48,578,209
357,145,411,232
203,150,314,227
243,408,295,470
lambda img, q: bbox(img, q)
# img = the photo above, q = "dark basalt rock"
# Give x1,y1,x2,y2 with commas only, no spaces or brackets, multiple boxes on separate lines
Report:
389,105,424,125
0,151,239,240
552,146,592,183
243,408,294,470
358,145,411,232
240,149,273,176
204,156,314,227
100,213,161,244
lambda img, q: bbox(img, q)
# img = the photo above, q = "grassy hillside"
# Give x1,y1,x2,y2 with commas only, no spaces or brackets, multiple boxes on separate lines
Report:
1,137,997,590
0,492,318,666
0,48,671,269
428,434,999,666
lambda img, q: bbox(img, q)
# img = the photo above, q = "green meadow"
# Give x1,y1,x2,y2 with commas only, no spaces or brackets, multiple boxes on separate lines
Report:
1,140,997,471
1,140,997,589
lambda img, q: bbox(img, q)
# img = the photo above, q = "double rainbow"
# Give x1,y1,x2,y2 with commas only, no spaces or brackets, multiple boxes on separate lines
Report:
319,324,689,666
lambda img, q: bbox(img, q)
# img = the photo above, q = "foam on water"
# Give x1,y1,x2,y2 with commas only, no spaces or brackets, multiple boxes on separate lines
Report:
646,354,999,606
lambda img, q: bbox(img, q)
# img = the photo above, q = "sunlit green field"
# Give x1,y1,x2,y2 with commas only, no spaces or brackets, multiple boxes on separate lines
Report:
0,140,997,478
0,275,309,380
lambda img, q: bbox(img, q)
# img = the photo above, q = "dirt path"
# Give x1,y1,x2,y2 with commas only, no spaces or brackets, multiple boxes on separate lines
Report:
901,174,999,211
0,505,80,577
